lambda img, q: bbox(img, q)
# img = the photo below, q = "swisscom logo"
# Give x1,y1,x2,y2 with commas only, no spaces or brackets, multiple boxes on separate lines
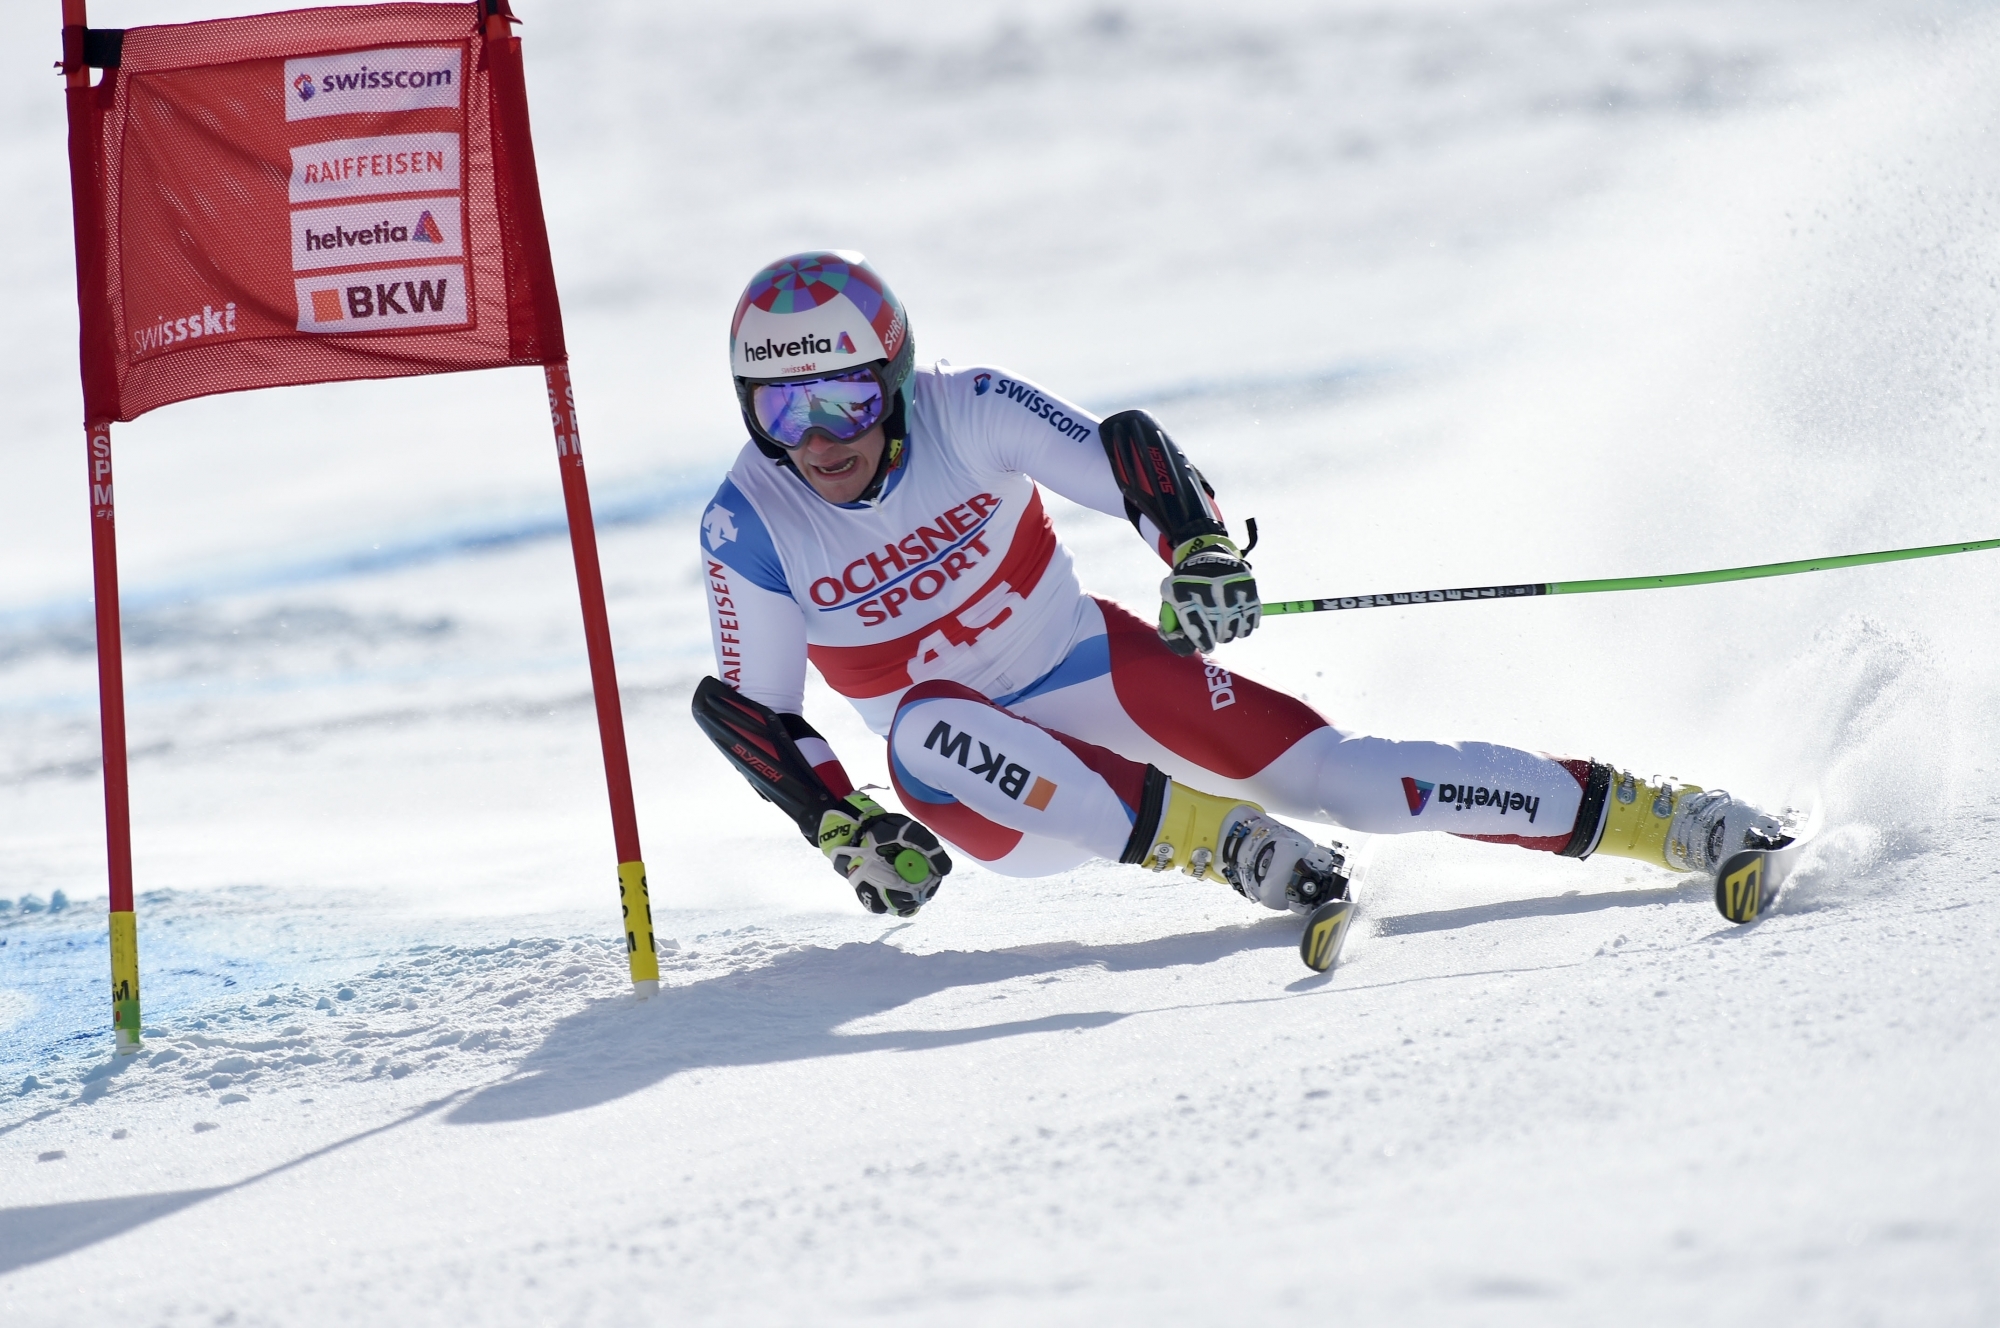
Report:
284,47,464,123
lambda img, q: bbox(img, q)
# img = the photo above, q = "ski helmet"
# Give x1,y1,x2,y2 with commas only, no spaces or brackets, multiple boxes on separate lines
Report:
730,251,914,459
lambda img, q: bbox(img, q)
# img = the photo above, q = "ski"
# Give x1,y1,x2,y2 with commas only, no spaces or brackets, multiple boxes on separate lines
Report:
1296,839,1358,973
1299,897,1357,972
1712,806,1821,924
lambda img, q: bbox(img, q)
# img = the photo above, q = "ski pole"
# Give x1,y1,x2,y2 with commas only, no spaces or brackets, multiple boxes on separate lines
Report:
1261,537,2000,617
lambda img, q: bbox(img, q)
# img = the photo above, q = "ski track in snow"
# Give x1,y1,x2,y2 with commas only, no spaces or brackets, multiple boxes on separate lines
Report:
5,0,2000,1322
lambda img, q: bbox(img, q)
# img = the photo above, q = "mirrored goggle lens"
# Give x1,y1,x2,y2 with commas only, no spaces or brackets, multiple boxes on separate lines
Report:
751,370,886,448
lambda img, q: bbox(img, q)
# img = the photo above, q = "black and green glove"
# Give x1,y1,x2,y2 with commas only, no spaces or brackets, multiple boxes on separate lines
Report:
1158,535,1260,656
817,793,953,917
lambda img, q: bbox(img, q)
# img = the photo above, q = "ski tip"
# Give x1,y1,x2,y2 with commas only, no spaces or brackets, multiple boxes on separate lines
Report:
1714,849,1774,924
1300,898,1356,973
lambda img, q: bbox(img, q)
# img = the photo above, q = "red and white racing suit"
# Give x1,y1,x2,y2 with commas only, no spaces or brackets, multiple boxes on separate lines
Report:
702,363,1593,874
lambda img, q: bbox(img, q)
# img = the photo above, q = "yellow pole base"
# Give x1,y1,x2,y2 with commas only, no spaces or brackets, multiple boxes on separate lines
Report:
110,909,142,1054
618,860,660,994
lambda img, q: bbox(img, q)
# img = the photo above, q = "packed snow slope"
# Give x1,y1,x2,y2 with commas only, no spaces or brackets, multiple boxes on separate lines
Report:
4,0,1999,1322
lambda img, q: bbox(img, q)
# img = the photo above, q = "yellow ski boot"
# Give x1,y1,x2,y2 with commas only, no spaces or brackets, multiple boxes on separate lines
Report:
1136,780,1348,913
1588,770,1788,875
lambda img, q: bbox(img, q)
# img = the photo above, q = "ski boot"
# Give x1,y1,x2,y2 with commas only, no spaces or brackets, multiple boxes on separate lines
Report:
1588,770,1791,875
1138,781,1350,913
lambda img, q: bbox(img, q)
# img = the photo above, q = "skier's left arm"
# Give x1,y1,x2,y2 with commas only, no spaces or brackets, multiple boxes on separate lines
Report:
946,365,1258,655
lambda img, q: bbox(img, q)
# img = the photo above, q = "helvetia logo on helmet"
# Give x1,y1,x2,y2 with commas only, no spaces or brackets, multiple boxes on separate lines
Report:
741,335,838,364
834,331,857,354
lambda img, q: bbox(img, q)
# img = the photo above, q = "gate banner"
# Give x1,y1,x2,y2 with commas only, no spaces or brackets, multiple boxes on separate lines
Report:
68,2,563,422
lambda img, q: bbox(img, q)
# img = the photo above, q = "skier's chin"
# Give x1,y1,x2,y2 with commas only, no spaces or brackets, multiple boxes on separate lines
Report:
798,426,886,502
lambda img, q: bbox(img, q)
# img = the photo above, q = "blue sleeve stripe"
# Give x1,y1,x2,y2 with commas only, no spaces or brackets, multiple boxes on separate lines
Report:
700,478,790,596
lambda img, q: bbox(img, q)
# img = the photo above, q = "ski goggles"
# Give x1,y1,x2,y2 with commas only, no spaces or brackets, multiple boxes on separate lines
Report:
748,367,887,449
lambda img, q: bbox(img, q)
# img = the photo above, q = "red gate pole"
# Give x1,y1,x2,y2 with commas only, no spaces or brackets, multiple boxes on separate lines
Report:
87,423,142,1050
544,360,659,996
63,0,141,1052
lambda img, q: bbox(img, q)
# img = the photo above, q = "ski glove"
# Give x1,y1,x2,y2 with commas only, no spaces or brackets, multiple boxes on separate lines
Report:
1159,535,1260,656
818,793,953,917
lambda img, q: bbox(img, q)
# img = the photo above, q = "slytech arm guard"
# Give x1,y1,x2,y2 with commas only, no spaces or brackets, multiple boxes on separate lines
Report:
691,675,844,845
1098,409,1229,556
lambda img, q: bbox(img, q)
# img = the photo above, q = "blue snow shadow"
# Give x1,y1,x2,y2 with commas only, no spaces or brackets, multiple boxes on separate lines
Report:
0,1188,226,1275
449,920,1300,1125
0,1089,468,1276
1372,879,1704,936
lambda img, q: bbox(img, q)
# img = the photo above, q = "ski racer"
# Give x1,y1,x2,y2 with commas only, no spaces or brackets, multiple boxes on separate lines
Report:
693,251,1785,919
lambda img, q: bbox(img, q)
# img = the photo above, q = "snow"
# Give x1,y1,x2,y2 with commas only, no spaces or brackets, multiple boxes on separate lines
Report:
4,0,1999,1321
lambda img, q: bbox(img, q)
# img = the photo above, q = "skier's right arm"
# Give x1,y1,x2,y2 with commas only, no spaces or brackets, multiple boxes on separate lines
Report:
695,483,951,915
691,678,951,916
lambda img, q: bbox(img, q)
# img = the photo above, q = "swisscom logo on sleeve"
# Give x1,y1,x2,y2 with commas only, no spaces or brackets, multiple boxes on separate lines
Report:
283,47,471,335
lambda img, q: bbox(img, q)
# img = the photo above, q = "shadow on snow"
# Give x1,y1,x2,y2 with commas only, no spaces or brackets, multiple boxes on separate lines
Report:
1373,879,1702,937
0,880,1706,1272
452,880,1709,1127
448,917,1305,1126
0,1090,468,1277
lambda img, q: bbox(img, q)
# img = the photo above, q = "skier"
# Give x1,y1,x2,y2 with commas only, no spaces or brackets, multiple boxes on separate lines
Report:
693,251,1785,921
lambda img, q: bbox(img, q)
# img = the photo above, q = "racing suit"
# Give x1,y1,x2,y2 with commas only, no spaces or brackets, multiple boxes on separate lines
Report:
700,363,1596,874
